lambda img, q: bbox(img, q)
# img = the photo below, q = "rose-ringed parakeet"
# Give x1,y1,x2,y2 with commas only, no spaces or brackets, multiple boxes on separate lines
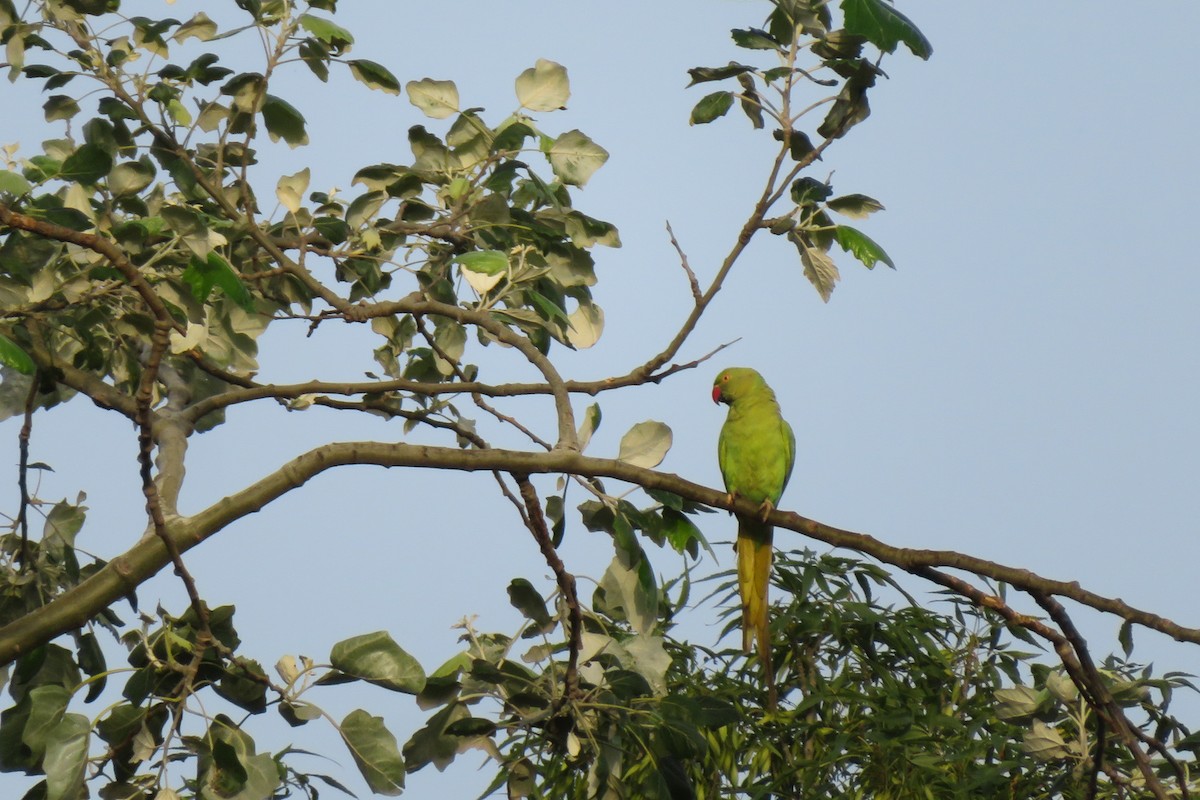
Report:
713,367,795,708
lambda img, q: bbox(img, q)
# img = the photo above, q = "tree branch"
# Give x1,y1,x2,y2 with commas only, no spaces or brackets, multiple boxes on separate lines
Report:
2,442,1197,667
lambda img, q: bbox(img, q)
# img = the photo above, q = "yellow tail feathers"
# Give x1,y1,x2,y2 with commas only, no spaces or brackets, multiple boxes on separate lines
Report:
737,521,776,709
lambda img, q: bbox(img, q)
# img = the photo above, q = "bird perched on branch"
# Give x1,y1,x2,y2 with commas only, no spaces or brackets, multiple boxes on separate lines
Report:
713,367,795,709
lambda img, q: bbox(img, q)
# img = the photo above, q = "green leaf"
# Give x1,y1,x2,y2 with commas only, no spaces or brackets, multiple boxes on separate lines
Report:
507,579,554,631
42,714,88,800
261,94,309,147
107,159,156,196
0,169,32,196
617,420,672,469
42,95,80,122
348,59,401,94
298,13,354,53
406,78,459,119
59,143,113,184
23,685,71,757
834,224,895,269
547,129,608,187
515,58,570,111
0,334,35,375
731,28,780,50
174,12,218,43
1119,619,1134,658
841,0,933,59
689,91,734,125
827,193,885,218
454,250,508,275
183,253,255,310
790,176,832,205
686,64,755,85
340,709,405,795
330,631,425,694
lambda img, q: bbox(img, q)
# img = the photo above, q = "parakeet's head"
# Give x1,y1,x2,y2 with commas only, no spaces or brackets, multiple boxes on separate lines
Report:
712,367,769,405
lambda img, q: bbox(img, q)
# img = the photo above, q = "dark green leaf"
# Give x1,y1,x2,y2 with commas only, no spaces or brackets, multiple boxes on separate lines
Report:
737,73,764,129
348,59,401,94
42,95,80,122
790,176,832,205
60,143,113,184
507,579,554,632
686,63,755,86
731,28,780,50
818,76,871,138
841,0,933,59
182,253,255,310
330,631,425,694
340,709,405,795
689,91,734,125
261,94,309,147
1119,619,1134,658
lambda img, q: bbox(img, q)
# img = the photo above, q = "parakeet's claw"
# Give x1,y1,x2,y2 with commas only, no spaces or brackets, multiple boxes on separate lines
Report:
757,499,775,523
725,492,736,516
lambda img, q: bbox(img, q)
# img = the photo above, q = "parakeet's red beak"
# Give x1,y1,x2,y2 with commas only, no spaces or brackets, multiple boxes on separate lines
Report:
712,386,723,404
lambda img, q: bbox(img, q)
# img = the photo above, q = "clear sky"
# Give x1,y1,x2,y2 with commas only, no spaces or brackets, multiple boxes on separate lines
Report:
2,2,1198,797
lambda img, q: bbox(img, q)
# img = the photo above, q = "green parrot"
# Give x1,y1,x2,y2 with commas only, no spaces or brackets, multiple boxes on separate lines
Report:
713,367,795,706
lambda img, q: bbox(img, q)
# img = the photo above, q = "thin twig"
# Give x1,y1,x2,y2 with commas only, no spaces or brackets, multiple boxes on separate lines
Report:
514,475,581,707
16,374,39,570
665,221,702,303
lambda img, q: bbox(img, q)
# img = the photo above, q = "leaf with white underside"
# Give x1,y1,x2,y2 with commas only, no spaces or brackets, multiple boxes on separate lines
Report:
515,59,570,111
406,78,459,119
566,299,603,348
547,130,608,187
276,168,310,214
455,250,508,294
618,421,672,469
798,241,840,302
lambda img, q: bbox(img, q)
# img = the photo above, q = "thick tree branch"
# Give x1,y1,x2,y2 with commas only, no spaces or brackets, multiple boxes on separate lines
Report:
2,443,1197,667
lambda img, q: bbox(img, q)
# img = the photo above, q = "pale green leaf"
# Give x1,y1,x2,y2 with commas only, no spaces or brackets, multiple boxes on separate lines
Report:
566,299,603,349
455,250,508,294
0,169,31,196
174,12,218,43
797,238,840,302
547,129,608,187
515,58,570,111
576,402,601,451
108,159,155,196
406,78,459,119
1022,720,1069,761
298,14,354,51
618,420,672,469
276,167,310,214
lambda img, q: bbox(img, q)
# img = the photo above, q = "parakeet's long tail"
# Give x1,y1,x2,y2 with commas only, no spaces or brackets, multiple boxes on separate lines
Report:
737,517,776,709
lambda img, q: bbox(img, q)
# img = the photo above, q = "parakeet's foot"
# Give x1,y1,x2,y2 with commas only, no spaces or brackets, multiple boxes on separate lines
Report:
757,499,775,523
725,492,736,516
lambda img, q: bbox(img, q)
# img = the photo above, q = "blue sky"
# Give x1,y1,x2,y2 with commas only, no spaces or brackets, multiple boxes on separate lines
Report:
2,1,1199,796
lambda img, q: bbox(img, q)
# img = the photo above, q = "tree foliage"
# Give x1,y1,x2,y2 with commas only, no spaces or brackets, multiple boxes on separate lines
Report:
0,1,1197,799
